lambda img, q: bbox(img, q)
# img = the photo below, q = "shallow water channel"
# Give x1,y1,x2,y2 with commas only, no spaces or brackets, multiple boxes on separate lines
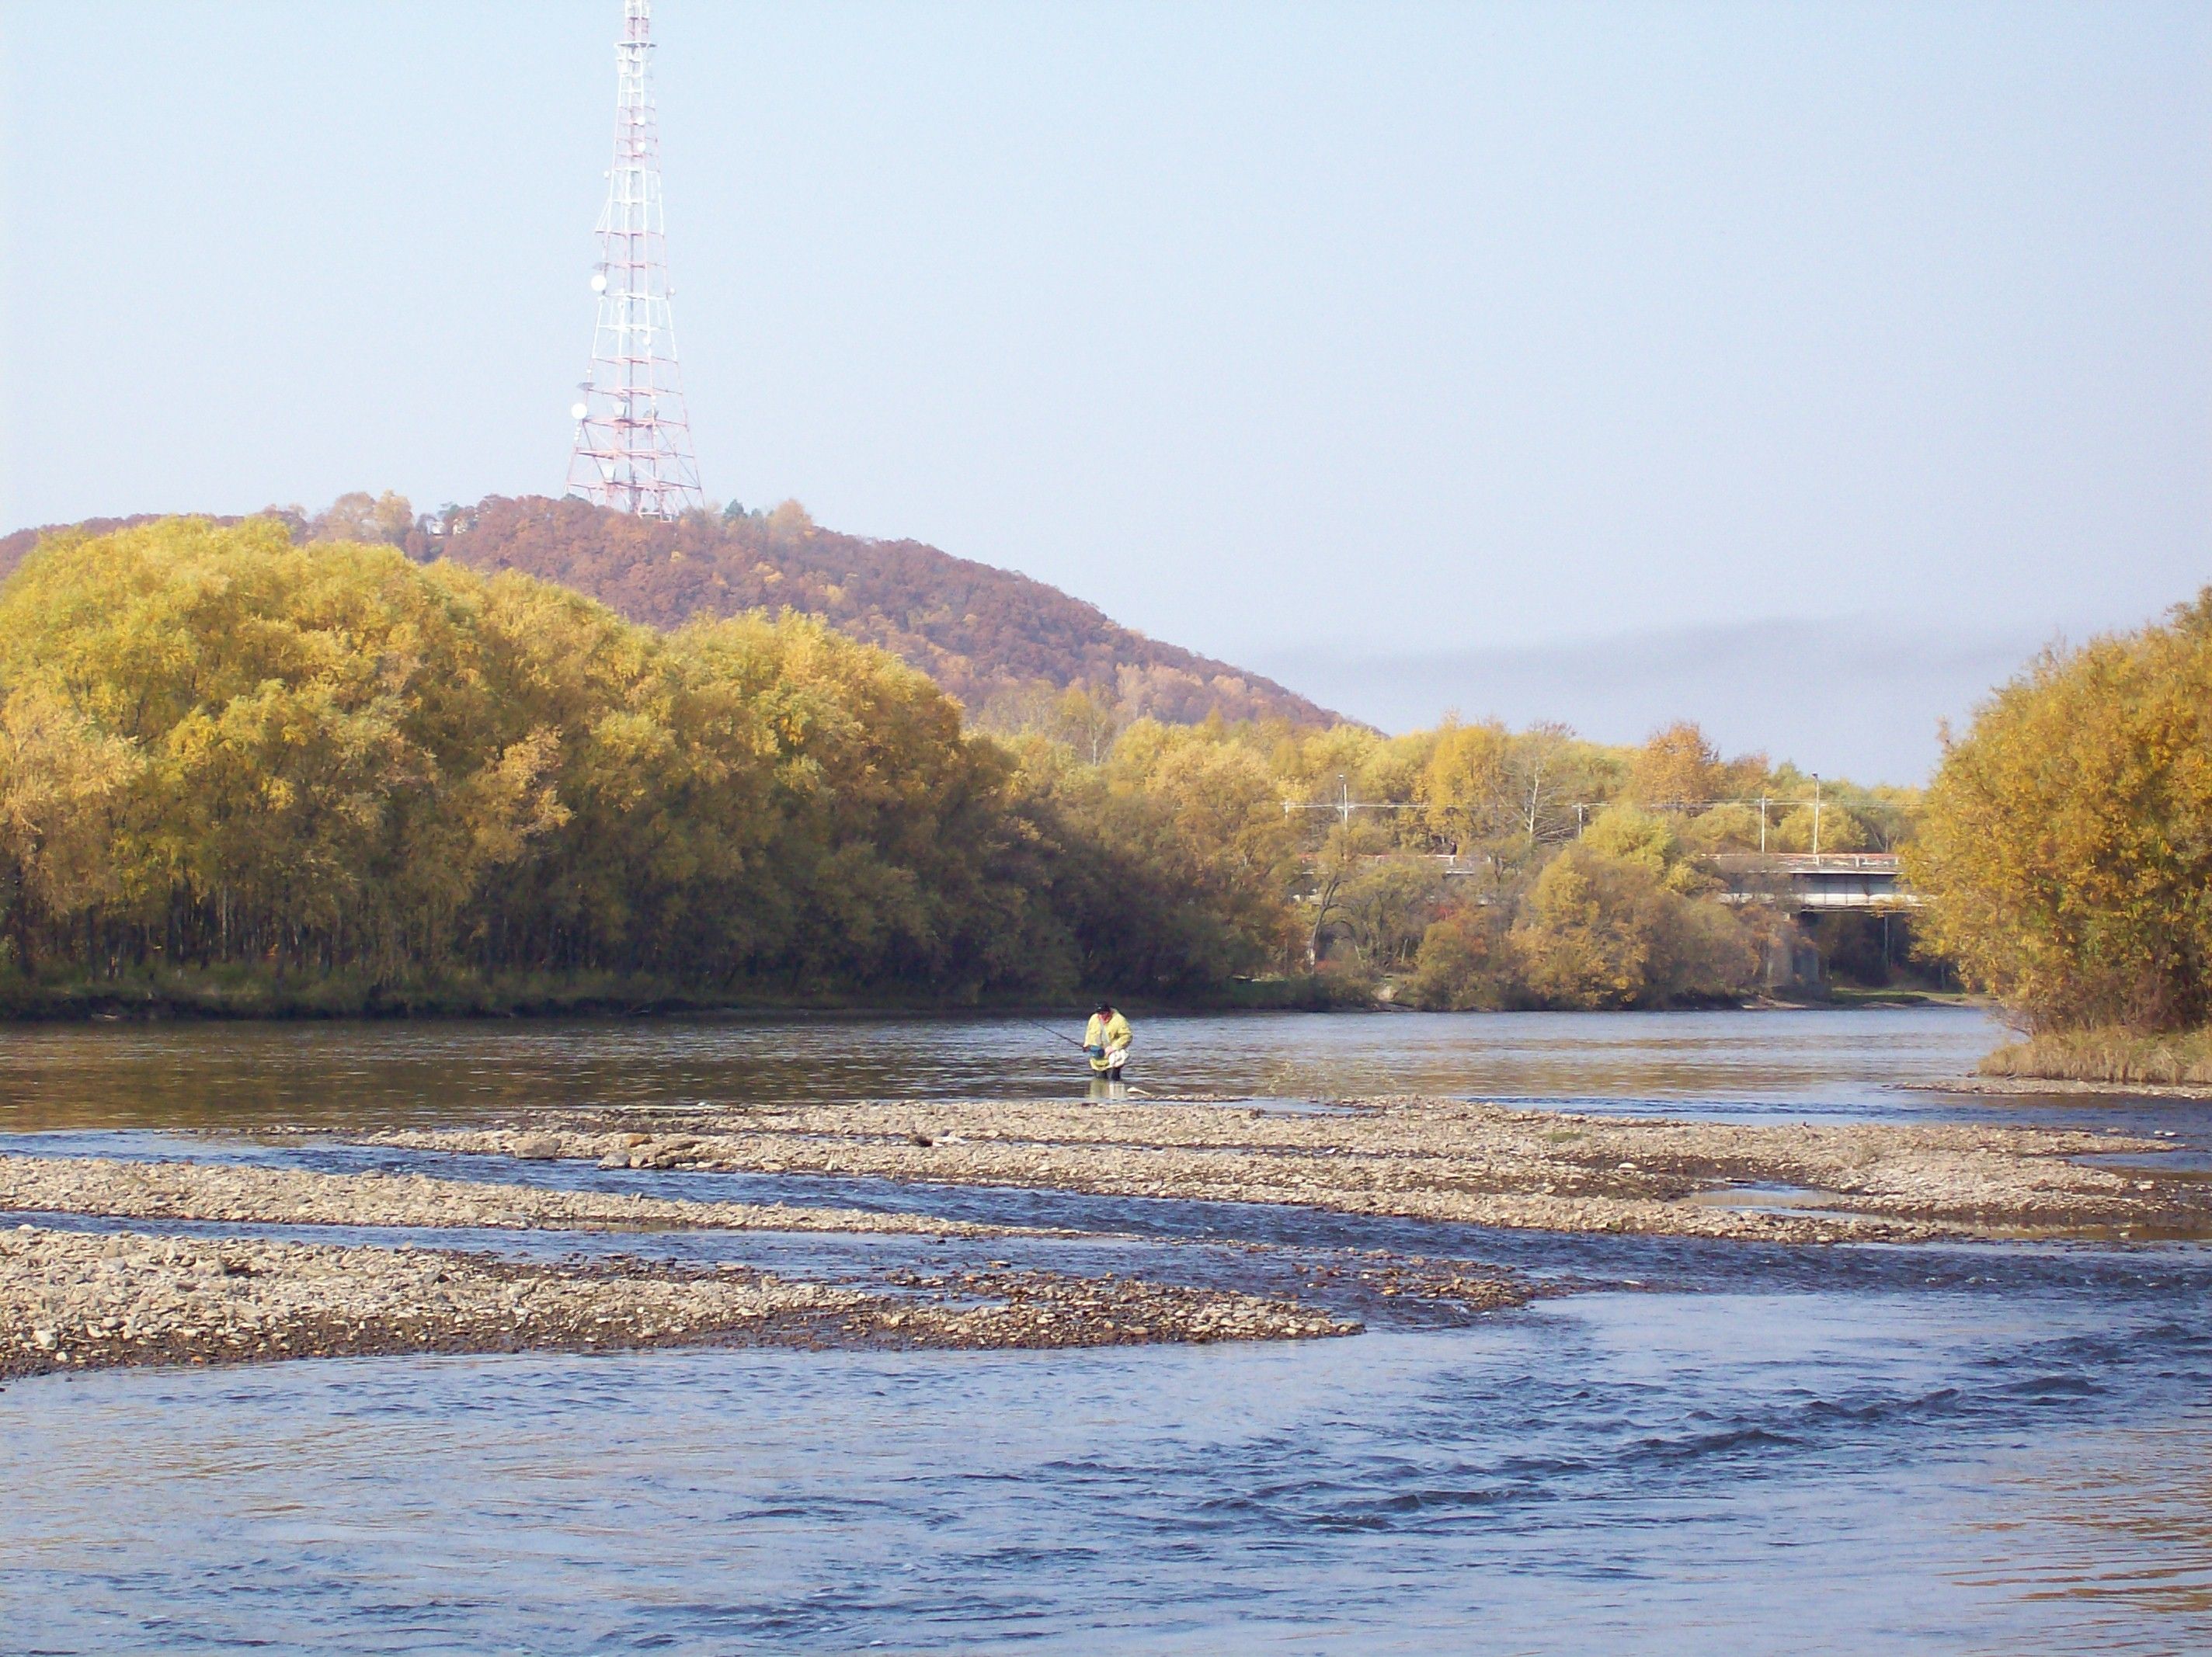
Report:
3,1006,2209,1653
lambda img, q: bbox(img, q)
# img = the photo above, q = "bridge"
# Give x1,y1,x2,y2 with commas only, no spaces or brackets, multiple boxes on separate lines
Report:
1423,849,1918,913
1710,853,1919,912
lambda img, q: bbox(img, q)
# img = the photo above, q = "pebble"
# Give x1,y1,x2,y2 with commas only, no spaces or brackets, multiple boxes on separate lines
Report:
369,1099,2207,1245
0,1227,1365,1378
0,1155,1019,1241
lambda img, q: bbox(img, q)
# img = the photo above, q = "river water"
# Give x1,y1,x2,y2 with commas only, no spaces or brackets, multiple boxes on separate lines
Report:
3,1006,2208,1654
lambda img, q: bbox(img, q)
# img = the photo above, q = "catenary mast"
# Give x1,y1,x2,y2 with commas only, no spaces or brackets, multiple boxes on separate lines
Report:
565,0,704,516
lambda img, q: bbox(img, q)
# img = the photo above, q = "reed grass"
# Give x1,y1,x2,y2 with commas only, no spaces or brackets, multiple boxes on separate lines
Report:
1979,1026,2212,1087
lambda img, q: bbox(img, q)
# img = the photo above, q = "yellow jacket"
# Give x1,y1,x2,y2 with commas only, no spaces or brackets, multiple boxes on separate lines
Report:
1083,1010,1132,1072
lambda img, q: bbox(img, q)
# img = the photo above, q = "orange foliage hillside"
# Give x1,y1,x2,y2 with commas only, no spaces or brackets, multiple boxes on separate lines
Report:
431,496,1337,725
1,495,1339,728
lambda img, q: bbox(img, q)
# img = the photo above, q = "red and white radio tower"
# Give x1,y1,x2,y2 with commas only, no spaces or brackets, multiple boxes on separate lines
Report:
565,0,705,517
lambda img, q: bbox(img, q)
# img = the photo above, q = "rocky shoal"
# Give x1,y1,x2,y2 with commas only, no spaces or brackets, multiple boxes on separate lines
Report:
0,1223,1369,1381
0,1153,1017,1238
1929,1075,2212,1101
366,1096,2207,1242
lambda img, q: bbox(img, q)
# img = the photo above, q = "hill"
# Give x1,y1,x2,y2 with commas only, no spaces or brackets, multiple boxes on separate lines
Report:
432,496,1338,725
0,495,1338,728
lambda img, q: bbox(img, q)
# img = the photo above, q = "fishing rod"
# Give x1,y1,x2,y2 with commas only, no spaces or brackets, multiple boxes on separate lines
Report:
1018,1015,1164,1098
1023,1016,1088,1051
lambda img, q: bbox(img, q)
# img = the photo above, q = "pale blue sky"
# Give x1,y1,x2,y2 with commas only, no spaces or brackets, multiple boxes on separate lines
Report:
3,2,2207,779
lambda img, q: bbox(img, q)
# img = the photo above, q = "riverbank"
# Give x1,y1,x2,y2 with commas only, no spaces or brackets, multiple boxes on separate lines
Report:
1938,1075,2212,1099
0,967,1355,1023
0,967,1976,1024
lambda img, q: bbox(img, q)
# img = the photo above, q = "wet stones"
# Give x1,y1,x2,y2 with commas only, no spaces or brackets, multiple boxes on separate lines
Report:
863,1270,1356,1349
368,1098,2210,1243
0,1225,867,1380
0,1226,1364,1379
0,1144,1412,1377
0,1154,1014,1240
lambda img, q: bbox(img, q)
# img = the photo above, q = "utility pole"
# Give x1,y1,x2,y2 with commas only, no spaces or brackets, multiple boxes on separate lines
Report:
565,0,705,517
1812,774,1823,859
1281,780,1424,825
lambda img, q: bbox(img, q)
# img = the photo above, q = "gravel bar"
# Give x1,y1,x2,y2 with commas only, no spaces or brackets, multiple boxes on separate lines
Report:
367,1097,2208,1242
0,1223,1371,1380
0,1153,1021,1238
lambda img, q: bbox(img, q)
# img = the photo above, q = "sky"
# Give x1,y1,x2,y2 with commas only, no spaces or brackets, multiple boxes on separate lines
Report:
3,2,2207,782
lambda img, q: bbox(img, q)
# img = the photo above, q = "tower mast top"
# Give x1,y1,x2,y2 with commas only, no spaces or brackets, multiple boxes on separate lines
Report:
565,0,704,518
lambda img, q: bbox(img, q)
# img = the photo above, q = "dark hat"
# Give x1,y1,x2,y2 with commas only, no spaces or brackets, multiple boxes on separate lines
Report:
1094,1000,1115,1014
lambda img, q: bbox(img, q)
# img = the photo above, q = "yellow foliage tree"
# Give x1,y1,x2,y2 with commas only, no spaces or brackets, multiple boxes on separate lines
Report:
1629,721,1724,810
0,518,1076,995
1769,803,1869,854
0,514,1932,1008
1908,592,2212,1032
1511,846,1654,1009
1581,804,1713,894
1507,843,1755,1009
1418,719,1512,851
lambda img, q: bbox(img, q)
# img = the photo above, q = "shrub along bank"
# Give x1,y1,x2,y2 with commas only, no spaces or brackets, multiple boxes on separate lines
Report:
1909,589,2212,1082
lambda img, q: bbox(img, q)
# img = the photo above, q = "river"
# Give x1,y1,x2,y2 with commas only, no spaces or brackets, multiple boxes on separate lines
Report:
3,1006,2207,1654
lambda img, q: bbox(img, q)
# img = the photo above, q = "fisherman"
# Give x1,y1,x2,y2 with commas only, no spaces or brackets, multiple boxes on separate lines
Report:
1083,1000,1132,1079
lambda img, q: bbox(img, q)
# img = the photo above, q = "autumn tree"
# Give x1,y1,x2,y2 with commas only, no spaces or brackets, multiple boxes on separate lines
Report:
1049,686,1121,765
1333,853,1449,971
1769,801,1869,853
0,687,144,966
0,518,1081,996
1629,721,1724,810
1418,720,1513,853
1908,593,2212,1033
0,512,1931,1010
310,491,414,546
1501,722,1576,846
1580,804,1718,895
1505,844,1755,1010
1404,901,1515,1010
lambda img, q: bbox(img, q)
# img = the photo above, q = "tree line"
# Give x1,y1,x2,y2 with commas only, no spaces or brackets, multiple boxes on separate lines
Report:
0,517,1918,1011
1005,691,1914,1009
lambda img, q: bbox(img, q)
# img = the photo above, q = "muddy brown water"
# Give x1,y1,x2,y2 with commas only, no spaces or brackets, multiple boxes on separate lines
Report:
3,1006,2209,1653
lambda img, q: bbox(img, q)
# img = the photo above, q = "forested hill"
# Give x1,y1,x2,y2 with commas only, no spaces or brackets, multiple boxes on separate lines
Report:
435,496,1338,725
0,496,1334,728
0,514,169,565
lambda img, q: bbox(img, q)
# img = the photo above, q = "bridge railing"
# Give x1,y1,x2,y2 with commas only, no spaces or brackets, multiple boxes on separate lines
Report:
1711,852,1921,910
1709,852,1902,876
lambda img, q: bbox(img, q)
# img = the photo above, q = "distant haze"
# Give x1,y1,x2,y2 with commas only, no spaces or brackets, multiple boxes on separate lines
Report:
3,2,2206,783
1263,620,2052,783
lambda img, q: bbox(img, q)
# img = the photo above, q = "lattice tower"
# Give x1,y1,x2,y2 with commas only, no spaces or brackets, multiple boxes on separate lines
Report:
565,0,704,516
